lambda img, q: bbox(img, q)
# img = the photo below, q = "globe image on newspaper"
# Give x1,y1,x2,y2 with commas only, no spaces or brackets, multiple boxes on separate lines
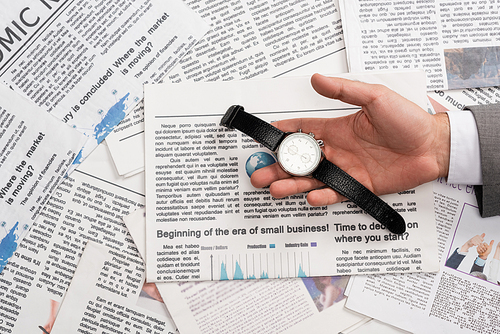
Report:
245,152,276,177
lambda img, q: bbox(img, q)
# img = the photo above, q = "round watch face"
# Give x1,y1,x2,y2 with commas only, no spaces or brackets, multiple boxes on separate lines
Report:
277,132,322,176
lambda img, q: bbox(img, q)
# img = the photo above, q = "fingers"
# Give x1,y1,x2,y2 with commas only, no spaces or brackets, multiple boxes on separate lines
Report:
477,243,488,254
251,165,347,205
472,233,486,245
311,73,387,107
306,188,347,206
269,177,324,199
251,164,325,198
269,179,347,206
250,163,291,188
478,240,494,254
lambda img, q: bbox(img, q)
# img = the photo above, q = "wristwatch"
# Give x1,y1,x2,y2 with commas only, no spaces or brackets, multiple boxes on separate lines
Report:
220,105,406,234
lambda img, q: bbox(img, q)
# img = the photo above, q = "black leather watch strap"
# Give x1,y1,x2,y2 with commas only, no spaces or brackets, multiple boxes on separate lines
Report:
220,105,286,151
221,104,406,234
312,159,406,234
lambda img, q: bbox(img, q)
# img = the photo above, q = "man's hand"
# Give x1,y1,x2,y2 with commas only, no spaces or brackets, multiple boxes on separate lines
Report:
477,240,495,260
460,233,485,253
251,74,450,206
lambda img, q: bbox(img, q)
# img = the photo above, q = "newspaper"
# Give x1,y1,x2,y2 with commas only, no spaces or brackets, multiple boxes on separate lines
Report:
105,0,347,176
345,180,500,334
144,71,440,283
0,83,85,274
124,207,368,334
50,241,177,334
0,0,209,168
428,85,500,113
339,0,500,91
0,143,146,333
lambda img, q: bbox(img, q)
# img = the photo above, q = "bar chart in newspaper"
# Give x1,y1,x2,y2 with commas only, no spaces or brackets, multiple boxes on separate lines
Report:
211,251,311,280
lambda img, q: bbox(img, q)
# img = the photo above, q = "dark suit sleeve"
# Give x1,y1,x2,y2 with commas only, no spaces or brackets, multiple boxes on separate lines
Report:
470,259,485,273
466,104,500,217
445,248,466,269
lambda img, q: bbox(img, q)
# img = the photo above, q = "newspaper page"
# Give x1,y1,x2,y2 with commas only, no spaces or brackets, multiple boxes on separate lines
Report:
339,0,500,91
160,273,363,334
428,85,500,114
345,179,500,334
0,83,85,273
0,0,209,168
144,71,439,283
124,207,368,334
105,0,347,176
50,241,176,334
0,143,147,333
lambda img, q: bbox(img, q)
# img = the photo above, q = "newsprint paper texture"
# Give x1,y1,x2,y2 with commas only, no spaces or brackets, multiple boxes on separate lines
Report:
0,83,85,274
0,143,145,333
0,0,209,168
50,241,177,334
346,180,500,334
123,207,367,334
144,71,440,283
340,0,500,91
105,0,347,176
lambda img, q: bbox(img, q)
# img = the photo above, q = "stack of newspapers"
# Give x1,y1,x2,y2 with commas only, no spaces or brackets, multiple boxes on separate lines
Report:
0,1,498,333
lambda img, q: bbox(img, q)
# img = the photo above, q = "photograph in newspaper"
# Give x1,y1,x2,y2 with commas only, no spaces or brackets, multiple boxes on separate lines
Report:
0,0,209,168
144,71,440,283
444,47,500,90
443,203,499,284
345,180,500,334
0,144,145,333
49,241,177,334
124,207,367,334
0,84,85,273
339,0,500,91
105,0,347,176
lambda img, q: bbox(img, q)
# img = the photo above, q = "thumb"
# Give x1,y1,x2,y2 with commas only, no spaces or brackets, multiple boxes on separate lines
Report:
311,73,387,108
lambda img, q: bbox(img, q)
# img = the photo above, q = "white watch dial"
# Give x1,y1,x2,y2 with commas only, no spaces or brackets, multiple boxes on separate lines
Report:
277,132,322,176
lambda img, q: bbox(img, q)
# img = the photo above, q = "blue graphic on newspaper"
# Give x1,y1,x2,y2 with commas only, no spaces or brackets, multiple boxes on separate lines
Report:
94,92,130,143
72,92,131,165
245,152,276,177
0,221,20,272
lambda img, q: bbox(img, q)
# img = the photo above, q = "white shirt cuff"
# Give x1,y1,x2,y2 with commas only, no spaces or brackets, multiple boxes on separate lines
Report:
446,110,482,185
475,256,486,266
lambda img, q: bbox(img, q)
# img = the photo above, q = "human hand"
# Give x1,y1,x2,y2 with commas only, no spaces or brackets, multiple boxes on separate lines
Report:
141,282,164,303
460,233,485,253
320,284,342,309
41,317,55,333
477,240,495,260
251,74,450,205
40,299,59,333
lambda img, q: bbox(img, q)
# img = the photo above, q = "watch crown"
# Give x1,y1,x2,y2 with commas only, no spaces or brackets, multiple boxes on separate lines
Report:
298,129,302,133
308,132,314,138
